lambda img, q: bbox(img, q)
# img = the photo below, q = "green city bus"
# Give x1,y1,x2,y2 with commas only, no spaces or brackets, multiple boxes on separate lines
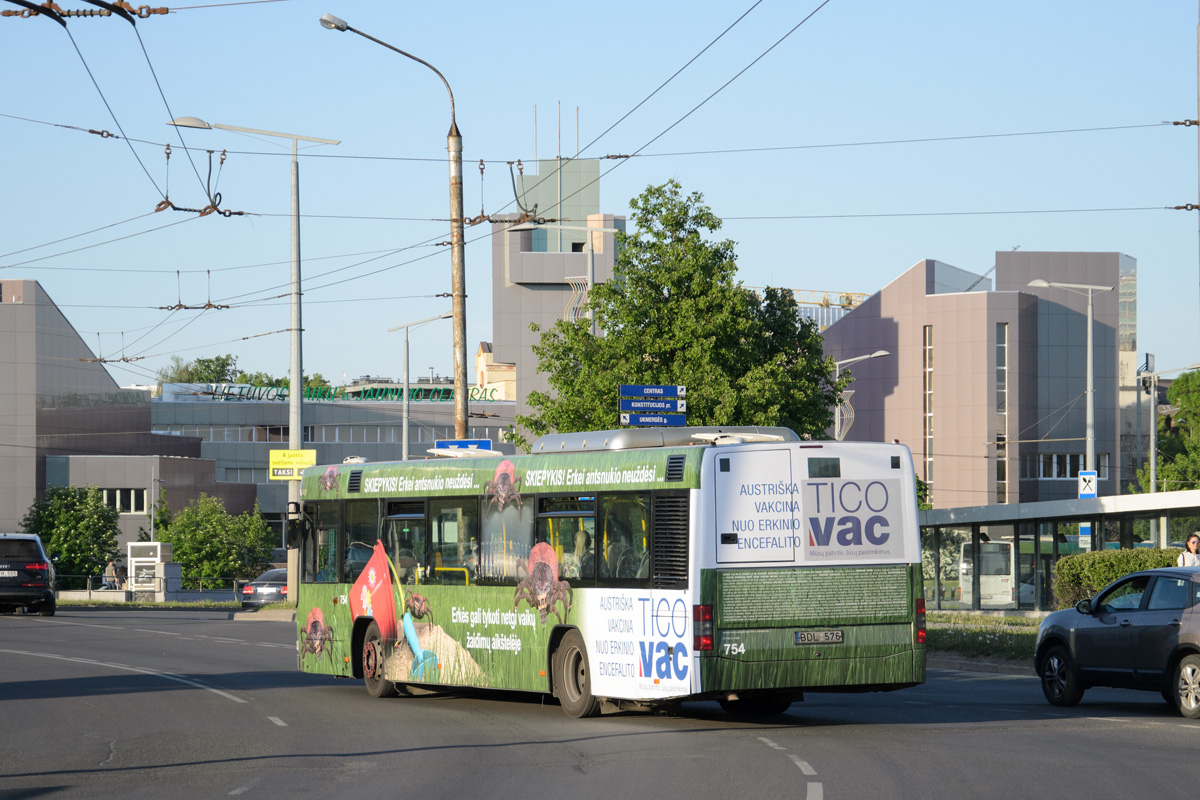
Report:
293,426,926,717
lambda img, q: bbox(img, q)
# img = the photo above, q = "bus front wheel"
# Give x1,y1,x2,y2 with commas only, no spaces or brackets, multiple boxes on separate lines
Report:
362,621,398,699
554,630,599,718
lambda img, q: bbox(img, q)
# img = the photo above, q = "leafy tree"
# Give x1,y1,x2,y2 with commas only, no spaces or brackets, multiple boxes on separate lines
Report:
234,370,279,386
514,181,843,447
156,495,276,587
20,486,120,587
137,487,172,542
192,354,239,382
1132,370,1200,492
157,353,239,384
234,371,331,390
1169,370,1200,443
278,372,332,390
156,355,196,384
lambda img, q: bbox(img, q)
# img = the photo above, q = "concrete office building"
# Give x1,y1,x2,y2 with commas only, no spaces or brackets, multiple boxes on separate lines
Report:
0,278,517,550
822,251,1137,509
0,279,253,543
489,158,625,419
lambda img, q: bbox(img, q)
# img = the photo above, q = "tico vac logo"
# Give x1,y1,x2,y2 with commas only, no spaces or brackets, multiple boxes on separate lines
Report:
805,480,893,547
637,597,689,682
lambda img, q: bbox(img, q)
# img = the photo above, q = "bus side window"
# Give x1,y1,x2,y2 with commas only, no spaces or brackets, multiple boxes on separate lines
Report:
598,493,650,586
479,495,533,585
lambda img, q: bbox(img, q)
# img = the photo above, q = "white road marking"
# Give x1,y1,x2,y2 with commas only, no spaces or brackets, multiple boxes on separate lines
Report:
789,755,817,775
0,649,247,704
755,735,822,795
268,717,287,727
7,618,124,630
136,629,181,635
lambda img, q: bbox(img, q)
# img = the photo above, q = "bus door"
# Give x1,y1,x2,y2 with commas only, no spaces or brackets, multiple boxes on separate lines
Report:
714,448,797,564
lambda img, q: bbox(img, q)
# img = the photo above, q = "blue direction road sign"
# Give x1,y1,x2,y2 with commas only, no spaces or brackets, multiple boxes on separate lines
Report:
620,398,687,413
621,412,687,427
620,384,686,398
434,439,493,450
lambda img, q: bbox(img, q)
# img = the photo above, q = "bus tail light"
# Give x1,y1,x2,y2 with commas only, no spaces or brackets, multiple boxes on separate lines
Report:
915,598,927,644
693,605,713,651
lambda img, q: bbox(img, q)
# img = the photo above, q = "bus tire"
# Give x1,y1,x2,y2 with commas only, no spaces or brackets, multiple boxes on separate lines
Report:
362,621,398,699
1039,644,1083,707
1174,655,1200,719
554,630,599,718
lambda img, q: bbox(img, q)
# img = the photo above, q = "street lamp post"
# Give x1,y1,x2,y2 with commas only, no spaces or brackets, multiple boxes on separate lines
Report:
833,349,890,441
319,13,468,440
1140,362,1200,493
388,312,452,460
1028,280,1113,478
168,116,338,603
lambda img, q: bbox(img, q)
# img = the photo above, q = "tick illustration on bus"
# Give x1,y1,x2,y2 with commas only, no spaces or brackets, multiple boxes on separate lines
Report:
512,542,573,624
291,427,926,717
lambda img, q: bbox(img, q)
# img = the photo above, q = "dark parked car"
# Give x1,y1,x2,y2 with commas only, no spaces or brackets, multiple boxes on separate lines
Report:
0,533,56,616
241,568,288,609
1035,566,1200,717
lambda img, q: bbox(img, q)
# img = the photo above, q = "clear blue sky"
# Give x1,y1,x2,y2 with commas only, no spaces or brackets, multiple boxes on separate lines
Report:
3,0,1197,387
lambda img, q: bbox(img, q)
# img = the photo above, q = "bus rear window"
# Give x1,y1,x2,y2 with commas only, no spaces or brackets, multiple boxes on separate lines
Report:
808,457,840,478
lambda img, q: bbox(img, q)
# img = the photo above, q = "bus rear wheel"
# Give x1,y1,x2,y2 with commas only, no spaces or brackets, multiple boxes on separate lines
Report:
554,630,599,718
362,621,398,699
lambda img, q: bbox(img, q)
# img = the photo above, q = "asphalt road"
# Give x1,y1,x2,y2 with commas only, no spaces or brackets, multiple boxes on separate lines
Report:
2,609,1198,799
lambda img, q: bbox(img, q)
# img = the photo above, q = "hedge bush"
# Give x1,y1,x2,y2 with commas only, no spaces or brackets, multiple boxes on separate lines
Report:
1052,548,1178,608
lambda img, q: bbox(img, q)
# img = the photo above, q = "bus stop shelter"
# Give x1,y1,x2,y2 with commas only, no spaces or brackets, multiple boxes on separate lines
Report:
919,490,1200,612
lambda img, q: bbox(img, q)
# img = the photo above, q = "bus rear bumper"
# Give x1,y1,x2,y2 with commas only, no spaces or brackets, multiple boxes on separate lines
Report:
697,647,926,695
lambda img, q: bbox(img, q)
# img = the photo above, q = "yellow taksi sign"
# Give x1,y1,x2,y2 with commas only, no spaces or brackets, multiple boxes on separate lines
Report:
269,449,318,481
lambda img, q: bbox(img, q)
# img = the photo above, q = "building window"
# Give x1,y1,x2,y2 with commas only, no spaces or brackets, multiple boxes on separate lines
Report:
1027,452,1110,481
922,325,934,503
102,488,146,514
995,323,1008,504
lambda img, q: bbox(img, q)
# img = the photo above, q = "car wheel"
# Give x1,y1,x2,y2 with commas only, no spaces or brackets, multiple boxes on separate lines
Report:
38,597,55,617
554,630,600,718
362,621,398,699
1040,644,1084,707
1175,655,1200,719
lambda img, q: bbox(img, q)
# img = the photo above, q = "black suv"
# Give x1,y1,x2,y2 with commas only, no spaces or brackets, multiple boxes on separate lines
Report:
0,533,56,616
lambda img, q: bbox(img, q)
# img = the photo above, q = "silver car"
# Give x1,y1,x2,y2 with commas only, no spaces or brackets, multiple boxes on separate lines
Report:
1035,566,1200,717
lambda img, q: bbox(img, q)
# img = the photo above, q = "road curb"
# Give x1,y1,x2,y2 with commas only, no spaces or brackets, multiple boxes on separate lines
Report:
928,656,1034,676
234,609,296,622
